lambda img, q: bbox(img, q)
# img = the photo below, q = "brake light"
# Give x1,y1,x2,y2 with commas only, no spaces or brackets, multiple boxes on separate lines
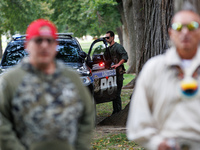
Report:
99,62,105,67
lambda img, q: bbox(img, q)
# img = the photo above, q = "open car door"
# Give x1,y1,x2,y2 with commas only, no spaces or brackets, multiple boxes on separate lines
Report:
86,38,117,104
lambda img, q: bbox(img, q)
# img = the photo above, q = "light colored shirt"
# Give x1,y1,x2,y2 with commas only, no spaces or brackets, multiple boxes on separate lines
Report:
126,47,200,150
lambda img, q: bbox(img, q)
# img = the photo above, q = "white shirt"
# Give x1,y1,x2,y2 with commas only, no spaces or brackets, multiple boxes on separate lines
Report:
126,47,200,150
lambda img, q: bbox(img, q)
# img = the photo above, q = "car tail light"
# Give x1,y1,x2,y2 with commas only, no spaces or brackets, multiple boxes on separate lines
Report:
99,62,105,67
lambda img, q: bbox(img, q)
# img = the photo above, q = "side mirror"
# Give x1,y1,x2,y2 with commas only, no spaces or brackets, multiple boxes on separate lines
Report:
79,51,87,59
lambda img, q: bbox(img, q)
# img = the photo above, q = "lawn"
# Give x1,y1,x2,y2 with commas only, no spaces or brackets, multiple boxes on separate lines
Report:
92,88,144,150
92,133,144,150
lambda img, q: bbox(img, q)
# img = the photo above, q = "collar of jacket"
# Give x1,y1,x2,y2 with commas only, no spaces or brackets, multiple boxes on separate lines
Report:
165,46,200,76
19,57,66,81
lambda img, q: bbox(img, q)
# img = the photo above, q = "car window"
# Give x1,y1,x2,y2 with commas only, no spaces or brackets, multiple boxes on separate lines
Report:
1,39,82,67
56,40,81,62
93,44,106,55
1,42,28,66
91,41,106,56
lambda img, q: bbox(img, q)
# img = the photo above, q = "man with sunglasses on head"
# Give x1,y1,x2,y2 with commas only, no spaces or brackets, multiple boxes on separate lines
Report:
0,19,94,150
105,31,128,115
127,9,200,150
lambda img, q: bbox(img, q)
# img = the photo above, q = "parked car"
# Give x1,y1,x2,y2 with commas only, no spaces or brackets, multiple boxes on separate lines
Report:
0,33,117,104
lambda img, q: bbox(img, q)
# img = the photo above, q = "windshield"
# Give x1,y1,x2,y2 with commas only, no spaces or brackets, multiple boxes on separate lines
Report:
1,41,28,66
56,40,81,63
1,39,82,67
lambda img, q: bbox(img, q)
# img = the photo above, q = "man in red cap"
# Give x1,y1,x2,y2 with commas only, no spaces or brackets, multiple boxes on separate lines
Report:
0,19,94,150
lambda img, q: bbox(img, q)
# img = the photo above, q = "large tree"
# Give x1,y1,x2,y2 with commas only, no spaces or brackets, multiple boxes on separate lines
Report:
122,0,200,75
117,0,174,74
50,0,121,37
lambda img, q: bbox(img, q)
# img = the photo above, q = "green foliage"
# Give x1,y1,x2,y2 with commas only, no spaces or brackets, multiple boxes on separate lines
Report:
93,45,105,54
0,0,53,35
50,0,121,37
0,0,121,37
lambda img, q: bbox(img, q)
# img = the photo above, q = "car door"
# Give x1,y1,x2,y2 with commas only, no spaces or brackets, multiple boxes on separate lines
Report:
86,38,117,104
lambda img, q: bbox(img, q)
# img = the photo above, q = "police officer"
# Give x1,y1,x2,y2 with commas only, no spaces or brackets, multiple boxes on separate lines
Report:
105,31,128,114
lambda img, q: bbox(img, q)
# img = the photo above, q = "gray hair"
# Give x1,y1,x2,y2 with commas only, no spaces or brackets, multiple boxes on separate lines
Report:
174,1,197,13
182,1,197,13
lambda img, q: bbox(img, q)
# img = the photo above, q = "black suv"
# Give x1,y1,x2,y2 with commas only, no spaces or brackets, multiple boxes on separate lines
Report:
0,33,117,104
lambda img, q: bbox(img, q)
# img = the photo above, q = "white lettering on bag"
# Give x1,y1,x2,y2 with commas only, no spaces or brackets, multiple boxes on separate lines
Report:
100,76,117,95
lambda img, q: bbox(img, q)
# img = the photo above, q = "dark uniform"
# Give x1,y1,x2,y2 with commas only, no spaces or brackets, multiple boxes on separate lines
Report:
109,42,128,114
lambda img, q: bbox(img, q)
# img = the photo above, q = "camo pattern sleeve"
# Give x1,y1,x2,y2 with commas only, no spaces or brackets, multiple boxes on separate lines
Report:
0,67,26,150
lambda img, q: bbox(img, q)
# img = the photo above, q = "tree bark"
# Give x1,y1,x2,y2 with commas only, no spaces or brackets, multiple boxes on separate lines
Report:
131,0,145,74
116,27,123,46
120,0,136,73
0,35,2,58
117,1,132,71
138,0,173,72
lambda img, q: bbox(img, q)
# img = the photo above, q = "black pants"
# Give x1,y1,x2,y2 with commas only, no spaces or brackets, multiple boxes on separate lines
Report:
112,74,123,114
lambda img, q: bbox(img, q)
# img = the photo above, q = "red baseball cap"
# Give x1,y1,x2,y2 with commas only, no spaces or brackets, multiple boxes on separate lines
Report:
26,19,57,41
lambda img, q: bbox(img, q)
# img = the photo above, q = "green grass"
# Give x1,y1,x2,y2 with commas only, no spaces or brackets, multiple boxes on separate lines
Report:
93,89,142,149
123,74,134,85
92,133,144,150
124,63,135,86
96,89,133,119
79,40,92,52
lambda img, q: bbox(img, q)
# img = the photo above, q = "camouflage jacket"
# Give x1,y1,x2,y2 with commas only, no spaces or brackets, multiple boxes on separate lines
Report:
0,58,94,150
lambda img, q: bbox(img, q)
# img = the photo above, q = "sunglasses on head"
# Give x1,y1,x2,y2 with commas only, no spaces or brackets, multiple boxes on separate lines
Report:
32,37,56,45
171,21,199,32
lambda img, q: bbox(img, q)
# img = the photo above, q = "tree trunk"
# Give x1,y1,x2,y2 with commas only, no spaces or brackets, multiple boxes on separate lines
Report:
138,0,173,72
117,1,132,70
116,27,123,46
131,0,145,74
0,35,2,58
120,0,136,73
